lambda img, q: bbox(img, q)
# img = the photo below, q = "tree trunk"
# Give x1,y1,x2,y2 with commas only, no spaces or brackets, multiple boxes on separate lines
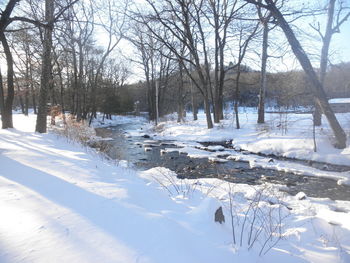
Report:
234,66,242,129
191,89,198,121
17,85,25,114
24,64,29,116
35,0,54,133
0,32,14,129
177,62,185,123
0,69,4,116
29,61,37,114
76,41,84,121
203,88,213,129
257,21,268,124
265,0,347,148
189,61,198,121
58,69,65,114
314,0,337,126
213,97,221,123
313,104,322,126
155,79,159,125
72,45,78,115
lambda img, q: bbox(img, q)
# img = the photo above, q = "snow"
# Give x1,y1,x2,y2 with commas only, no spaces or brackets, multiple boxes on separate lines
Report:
121,110,349,184
329,98,350,104
0,114,234,262
91,113,147,128
151,110,350,167
1,112,350,262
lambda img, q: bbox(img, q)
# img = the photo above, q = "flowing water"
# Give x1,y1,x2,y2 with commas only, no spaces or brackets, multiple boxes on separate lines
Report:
95,122,350,201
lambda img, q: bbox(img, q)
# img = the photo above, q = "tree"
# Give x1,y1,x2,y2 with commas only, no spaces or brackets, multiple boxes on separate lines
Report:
232,21,259,129
246,0,347,148
206,0,244,123
35,0,54,133
256,6,272,124
10,26,41,115
311,0,350,126
127,23,172,122
136,0,215,128
88,0,127,125
0,0,20,128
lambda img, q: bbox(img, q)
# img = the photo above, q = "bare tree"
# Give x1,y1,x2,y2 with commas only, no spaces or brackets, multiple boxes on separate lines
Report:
311,0,350,126
35,0,54,133
127,23,170,121
245,0,347,148
257,6,272,124
135,0,215,128
0,0,20,128
232,21,259,129
206,0,244,123
88,0,127,124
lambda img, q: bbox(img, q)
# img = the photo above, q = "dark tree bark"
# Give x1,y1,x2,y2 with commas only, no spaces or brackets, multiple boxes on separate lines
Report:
24,57,30,116
29,62,37,114
0,0,21,128
15,78,25,114
35,0,54,133
234,64,242,129
76,40,84,121
190,81,198,121
177,61,185,123
0,69,4,116
0,32,15,128
257,20,269,124
254,0,347,148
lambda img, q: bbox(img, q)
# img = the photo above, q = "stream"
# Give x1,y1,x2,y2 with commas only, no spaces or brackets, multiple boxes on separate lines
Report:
95,122,350,201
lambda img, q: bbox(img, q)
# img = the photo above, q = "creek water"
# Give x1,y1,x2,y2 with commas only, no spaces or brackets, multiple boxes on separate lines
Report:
95,122,350,201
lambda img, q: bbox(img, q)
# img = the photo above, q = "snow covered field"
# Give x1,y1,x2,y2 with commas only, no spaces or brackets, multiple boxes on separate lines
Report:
1,112,350,262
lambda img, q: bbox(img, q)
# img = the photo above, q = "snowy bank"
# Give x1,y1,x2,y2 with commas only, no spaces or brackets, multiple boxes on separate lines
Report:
1,113,350,262
153,110,350,167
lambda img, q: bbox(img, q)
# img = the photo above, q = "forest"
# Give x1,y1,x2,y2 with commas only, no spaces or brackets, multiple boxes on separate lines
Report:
2,1,350,262
1,0,349,146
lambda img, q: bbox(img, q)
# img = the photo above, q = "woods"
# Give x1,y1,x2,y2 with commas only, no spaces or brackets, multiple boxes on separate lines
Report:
0,0,349,148
1,1,350,261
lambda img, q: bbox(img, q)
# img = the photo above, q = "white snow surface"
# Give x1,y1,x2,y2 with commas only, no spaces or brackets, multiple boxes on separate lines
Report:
329,98,350,104
1,113,350,262
91,113,147,128
151,110,350,167
145,110,350,184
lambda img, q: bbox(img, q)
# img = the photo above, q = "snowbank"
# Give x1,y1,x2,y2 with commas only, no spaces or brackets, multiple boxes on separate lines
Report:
153,110,350,167
1,113,350,262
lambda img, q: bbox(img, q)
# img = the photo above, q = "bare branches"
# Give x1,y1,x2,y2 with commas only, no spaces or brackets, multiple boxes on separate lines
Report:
0,0,21,32
226,184,289,255
53,0,80,23
245,0,347,148
9,16,45,27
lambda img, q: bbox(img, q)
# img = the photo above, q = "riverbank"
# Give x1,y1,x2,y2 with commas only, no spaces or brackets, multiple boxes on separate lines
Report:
93,110,350,185
1,113,350,262
151,110,350,167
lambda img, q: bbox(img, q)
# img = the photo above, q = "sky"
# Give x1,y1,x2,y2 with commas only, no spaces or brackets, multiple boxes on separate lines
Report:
331,24,350,62
113,0,350,82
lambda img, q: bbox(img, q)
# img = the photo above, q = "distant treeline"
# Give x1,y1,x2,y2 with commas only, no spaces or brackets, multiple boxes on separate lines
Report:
122,62,350,115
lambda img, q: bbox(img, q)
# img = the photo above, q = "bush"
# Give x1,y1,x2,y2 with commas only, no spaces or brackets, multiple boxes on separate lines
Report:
51,114,96,144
